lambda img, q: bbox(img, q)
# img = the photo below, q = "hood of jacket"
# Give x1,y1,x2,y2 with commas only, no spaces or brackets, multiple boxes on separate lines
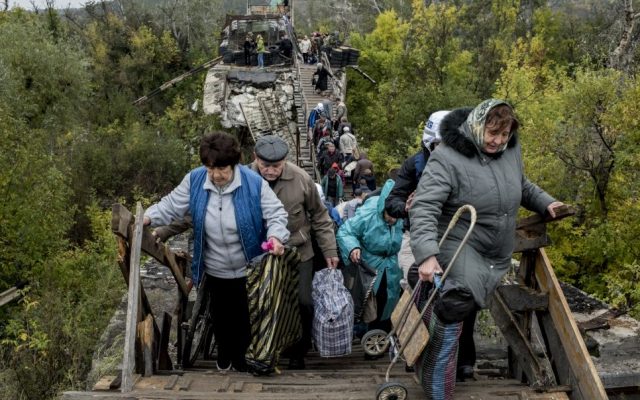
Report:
440,100,518,159
376,179,396,216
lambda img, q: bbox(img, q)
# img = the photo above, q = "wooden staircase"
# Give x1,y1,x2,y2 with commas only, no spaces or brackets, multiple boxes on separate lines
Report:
293,60,338,181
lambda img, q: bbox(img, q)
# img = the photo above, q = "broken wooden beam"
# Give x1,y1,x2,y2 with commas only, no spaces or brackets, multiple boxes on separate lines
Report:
488,291,556,390
0,285,25,307
577,308,625,334
111,203,189,297
513,205,576,253
496,284,549,312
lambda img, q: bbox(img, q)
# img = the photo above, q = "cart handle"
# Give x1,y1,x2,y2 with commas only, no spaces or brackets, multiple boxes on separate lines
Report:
392,205,477,336
385,205,477,382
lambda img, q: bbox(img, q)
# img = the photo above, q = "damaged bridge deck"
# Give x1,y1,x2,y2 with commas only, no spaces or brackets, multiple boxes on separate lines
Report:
63,344,569,400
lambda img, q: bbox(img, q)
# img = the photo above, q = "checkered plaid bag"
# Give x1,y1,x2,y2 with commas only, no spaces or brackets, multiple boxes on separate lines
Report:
312,268,354,357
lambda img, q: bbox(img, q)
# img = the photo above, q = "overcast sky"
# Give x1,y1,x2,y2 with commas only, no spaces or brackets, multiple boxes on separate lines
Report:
9,0,87,9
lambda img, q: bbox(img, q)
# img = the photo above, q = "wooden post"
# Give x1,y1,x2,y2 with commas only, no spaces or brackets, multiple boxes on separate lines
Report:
139,314,155,377
122,202,144,393
158,312,173,371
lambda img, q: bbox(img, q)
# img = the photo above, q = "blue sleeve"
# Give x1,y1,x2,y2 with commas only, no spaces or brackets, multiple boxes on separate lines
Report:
336,213,368,264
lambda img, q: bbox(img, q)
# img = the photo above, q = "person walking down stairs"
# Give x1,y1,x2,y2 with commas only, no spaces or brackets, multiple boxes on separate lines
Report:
339,126,357,165
312,63,332,94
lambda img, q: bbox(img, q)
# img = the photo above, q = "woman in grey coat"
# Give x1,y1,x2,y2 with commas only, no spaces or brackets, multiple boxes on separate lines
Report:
409,99,563,399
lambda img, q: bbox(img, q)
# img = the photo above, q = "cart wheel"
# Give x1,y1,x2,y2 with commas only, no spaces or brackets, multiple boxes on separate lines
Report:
376,382,408,400
362,329,389,357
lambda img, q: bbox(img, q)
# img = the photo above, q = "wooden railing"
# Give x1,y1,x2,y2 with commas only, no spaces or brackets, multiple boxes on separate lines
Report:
111,203,191,392
490,205,609,399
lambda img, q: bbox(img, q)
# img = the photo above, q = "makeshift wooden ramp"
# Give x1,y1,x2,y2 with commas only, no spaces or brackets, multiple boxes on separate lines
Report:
63,203,609,400
64,344,569,400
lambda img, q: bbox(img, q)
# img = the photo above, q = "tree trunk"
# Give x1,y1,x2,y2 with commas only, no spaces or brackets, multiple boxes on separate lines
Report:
609,0,640,72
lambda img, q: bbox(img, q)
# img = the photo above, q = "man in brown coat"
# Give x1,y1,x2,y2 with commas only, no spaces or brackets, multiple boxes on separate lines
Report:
251,135,339,370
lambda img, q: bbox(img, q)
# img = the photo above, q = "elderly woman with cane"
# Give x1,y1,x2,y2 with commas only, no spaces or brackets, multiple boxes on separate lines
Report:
409,99,564,399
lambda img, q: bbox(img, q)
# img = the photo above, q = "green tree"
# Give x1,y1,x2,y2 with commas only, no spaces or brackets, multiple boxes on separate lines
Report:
0,10,90,133
348,3,478,175
1,205,123,399
0,99,73,288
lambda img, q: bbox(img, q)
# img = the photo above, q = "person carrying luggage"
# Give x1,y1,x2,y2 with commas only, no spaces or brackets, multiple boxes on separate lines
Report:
143,132,289,372
409,99,564,399
336,180,404,355
250,135,339,370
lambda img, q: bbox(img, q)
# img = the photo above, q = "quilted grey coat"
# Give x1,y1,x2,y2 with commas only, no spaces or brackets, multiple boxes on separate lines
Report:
409,100,556,308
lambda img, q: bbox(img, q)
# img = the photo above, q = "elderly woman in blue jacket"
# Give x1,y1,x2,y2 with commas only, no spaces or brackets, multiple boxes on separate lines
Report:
336,180,404,338
144,132,289,372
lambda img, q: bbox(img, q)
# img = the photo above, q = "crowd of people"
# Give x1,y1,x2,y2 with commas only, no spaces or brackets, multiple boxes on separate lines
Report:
143,97,564,400
298,31,341,65
307,96,379,210
238,19,338,69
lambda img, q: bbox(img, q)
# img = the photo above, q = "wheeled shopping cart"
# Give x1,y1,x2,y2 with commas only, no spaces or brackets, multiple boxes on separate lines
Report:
364,205,477,400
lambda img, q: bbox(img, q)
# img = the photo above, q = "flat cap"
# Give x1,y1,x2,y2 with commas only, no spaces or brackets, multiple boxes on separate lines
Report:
255,135,289,162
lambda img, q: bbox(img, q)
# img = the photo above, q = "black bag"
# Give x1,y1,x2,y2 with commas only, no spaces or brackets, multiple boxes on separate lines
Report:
342,260,376,322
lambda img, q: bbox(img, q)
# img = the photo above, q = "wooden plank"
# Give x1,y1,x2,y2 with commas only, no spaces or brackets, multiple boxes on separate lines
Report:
216,376,231,393
122,203,144,393
216,377,231,392
516,205,576,229
138,314,155,377
163,375,179,390
514,206,576,253
534,248,608,400
577,308,624,334
62,393,137,400
0,286,23,307
178,377,192,391
488,291,555,390
93,376,118,391
514,229,551,253
390,289,430,367
111,203,190,297
158,312,173,371
496,285,548,312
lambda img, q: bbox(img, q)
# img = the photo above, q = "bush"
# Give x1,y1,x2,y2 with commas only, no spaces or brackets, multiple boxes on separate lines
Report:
0,204,124,399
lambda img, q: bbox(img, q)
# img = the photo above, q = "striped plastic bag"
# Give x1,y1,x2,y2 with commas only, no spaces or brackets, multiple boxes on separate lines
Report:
245,247,301,375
